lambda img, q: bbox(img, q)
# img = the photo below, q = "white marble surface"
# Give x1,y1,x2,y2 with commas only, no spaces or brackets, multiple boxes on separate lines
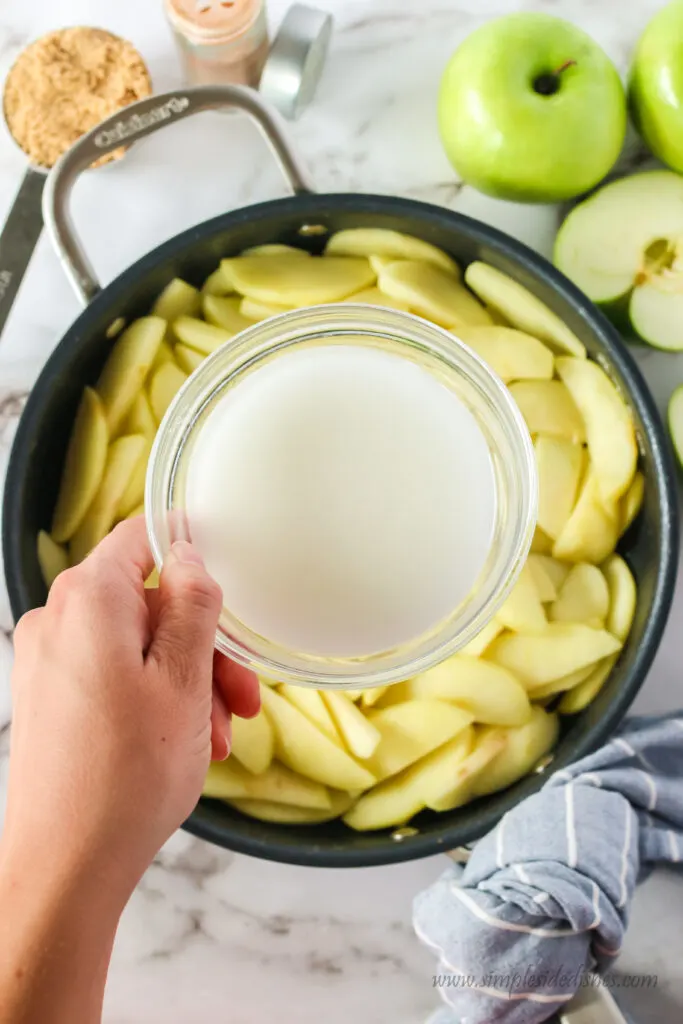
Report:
1,1,683,1021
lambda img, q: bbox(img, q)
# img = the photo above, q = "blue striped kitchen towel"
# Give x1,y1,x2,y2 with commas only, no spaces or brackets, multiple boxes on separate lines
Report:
413,711,683,1024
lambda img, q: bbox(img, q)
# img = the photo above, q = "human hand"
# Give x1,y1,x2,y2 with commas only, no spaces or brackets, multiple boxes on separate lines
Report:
2,517,259,907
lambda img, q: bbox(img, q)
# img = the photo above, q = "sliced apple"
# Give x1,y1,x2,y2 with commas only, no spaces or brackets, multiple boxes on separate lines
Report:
96,317,166,434
172,316,233,354
239,296,293,321
342,727,475,831
150,340,176,374
366,700,473,781
454,326,553,382
471,709,559,797
555,170,683,350
230,707,274,775
203,758,331,809
152,277,201,323
278,684,341,744
485,303,511,326
116,435,152,519
603,554,637,642
37,530,69,589
527,664,594,700
459,618,503,656
69,434,147,564
148,362,188,423
174,344,205,375
425,728,508,812
241,244,310,258
495,563,547,633
341,286,410,311
464,261,586,358
122,390,156,440
509,381,585,443
559,656,616,714
553,471,619,564
556,357,637,503
407,656,531,727
486,622,621,688
377,260,492,328
365,254,397,275
321,690,381,760
527,554,570,593
668,384,683,469
525,554,558,602
144,567,159,589
201,266,233,296
342,688,365,702
534,436,585,540
631,282,683,350
223,254,375,305
202,294,255,334
361,685,390,708
530,526,554,554
260,686,376,791
619,471,645,536
325,228,459,274
230,791,354,825
51,387,108,542
550,563,610,628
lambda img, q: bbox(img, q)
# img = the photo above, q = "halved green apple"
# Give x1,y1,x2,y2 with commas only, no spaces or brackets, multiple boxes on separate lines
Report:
555,170,683,350
668,384,683,469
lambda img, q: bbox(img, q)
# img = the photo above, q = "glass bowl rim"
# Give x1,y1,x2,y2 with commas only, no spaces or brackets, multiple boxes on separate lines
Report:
145,304,537,687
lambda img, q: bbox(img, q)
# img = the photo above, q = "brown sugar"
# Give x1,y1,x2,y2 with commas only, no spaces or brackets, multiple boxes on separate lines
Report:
3,27,152,169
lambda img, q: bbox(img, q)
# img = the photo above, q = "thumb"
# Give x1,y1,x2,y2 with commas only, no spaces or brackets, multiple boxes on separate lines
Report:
150,541,223,686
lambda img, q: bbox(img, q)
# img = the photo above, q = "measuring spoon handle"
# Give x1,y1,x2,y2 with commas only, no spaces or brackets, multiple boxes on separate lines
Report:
0,167,46,339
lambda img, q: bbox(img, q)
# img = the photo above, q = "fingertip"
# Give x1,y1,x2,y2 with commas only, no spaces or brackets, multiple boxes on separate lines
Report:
213,654,261,718
239,693,262,719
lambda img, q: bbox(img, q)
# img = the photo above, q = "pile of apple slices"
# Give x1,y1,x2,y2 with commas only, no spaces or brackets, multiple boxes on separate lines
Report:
37,227,642,832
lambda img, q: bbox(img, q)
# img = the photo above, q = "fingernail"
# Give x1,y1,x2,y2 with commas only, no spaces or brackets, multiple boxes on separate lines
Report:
222,733,231,760
169,540,204,566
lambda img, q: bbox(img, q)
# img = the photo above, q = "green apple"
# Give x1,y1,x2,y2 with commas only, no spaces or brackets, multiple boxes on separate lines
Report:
668,384,683,468
629,1,683,173
438,13,627,203
555,170,683,350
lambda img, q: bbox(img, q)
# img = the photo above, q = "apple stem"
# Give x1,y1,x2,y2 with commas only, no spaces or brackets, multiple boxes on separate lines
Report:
533,60,577,96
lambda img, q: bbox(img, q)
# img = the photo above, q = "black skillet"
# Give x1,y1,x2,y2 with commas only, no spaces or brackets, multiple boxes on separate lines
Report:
2,86,678,867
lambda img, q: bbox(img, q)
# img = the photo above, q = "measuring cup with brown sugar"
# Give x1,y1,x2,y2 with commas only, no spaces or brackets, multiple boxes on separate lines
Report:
0,26,151,338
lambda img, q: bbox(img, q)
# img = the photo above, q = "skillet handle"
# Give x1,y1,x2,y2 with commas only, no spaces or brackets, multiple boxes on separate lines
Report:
42,85,315,306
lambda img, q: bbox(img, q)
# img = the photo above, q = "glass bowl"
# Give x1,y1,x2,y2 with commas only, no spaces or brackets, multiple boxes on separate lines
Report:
146,304,537,687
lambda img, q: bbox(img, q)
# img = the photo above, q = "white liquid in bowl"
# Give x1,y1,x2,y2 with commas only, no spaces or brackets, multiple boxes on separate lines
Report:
185,344,496,658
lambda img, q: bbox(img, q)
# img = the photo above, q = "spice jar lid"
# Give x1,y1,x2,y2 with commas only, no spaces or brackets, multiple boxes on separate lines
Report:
165,0,263,42
259,4,333,120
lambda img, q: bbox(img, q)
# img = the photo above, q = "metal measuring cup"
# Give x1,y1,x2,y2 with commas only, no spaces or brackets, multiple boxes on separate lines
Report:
0,29,151,339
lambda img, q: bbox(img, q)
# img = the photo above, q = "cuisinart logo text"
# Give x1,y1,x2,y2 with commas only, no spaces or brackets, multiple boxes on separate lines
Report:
94,97,190,147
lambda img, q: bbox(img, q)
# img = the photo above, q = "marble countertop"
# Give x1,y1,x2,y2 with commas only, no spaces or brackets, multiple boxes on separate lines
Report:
0,1,682,1021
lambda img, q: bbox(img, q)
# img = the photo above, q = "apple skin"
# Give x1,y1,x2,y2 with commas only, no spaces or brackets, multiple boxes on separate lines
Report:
438,13,627,203
629,1,683,173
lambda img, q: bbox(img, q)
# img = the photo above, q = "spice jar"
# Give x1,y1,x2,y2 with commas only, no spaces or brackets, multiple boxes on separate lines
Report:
164,0,269,88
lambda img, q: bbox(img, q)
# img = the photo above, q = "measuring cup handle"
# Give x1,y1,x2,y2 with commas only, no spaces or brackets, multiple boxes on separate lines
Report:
0,168,46,336
42,85,316,306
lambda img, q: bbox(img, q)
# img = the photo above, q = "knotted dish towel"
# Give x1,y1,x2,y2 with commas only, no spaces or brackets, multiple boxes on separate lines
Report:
413,711,683,1024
